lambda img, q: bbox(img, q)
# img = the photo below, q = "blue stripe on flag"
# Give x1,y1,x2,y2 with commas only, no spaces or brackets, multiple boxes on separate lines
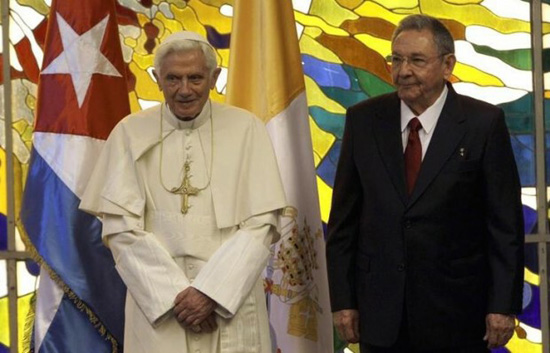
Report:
21,148,126,343
37,295,113,353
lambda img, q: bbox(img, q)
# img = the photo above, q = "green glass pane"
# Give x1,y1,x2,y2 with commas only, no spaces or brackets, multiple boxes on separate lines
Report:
354,68,395,98
472,44,532,71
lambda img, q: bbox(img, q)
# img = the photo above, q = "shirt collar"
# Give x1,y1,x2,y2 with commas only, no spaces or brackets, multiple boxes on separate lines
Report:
400,85,448,133
163,100,211,131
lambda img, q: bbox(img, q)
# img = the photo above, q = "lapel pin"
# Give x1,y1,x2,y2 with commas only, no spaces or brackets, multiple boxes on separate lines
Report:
459,147,466,158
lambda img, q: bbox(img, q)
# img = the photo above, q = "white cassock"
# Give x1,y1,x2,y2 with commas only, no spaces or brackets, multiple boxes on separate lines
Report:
80,100,287,353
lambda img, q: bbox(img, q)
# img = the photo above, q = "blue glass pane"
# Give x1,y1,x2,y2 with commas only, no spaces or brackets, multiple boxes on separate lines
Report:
510,134,535,187
523,281,533,311
317,140,342,188
205,25,230,49
25,259,40,277
0,213,6,251
518,281,541,329
523,205,537,234
303,55,351,89
524,243,539,275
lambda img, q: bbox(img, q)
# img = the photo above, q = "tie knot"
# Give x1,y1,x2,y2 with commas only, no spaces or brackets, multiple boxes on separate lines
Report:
409,117,422,132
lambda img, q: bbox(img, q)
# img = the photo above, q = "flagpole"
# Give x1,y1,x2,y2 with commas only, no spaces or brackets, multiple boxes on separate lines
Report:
1,0,21,350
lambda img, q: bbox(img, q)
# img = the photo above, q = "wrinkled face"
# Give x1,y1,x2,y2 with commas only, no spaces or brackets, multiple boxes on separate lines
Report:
154,49,220,120
391,29,455,115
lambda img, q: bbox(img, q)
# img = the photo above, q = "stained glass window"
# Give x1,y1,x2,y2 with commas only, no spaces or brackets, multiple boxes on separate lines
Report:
1,0,549,352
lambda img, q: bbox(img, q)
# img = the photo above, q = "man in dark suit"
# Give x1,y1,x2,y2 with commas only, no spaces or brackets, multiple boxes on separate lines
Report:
326,14,524,353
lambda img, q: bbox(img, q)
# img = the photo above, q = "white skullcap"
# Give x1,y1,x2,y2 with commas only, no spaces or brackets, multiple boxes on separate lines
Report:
158,31,213,49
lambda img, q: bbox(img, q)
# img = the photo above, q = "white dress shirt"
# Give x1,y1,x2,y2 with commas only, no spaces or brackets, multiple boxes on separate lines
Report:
401,85,449,160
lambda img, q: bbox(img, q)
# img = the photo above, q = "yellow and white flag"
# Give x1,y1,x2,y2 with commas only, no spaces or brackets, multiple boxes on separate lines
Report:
227,1,333,352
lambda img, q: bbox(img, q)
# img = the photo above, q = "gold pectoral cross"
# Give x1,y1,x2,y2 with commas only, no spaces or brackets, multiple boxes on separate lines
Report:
171,160,200,214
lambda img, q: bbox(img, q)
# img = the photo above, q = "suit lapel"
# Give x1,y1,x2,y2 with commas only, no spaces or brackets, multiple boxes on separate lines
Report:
407,85,466,207
373,94,408,206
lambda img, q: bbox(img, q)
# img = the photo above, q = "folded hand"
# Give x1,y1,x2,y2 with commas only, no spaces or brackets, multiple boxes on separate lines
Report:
484,313,515,349
333,309,360,343
173,287,217,327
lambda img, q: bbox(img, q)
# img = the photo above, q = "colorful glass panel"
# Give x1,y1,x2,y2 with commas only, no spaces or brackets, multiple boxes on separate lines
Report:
0,0,548,351
0,260,8,351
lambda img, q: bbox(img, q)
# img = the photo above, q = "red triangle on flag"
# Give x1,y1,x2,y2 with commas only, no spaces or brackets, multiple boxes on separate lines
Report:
34,0,130,140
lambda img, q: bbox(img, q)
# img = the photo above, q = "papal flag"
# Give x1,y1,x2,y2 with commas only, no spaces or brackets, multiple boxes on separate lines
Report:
20,0,129,351
226,0,333,352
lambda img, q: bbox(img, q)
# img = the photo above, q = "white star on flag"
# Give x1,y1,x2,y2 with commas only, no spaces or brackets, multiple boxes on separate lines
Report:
42,13,122,108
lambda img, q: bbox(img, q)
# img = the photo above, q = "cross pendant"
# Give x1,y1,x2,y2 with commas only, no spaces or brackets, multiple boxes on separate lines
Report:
170,160,200,214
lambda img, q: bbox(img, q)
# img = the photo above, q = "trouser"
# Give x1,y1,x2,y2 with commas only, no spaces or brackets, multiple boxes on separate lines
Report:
361,307,489,353
361,342,490,353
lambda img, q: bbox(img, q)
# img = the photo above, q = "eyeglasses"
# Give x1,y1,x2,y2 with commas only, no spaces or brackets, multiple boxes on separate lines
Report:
385,53,448,69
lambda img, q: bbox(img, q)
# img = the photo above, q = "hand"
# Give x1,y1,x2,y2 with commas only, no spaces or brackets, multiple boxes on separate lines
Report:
200,312,218,333
173,287,217,327
333,309,360,343
484,313,515,348
187,312,218,334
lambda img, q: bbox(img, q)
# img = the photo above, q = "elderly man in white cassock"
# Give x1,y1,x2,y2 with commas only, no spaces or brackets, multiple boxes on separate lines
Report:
80,31,287,353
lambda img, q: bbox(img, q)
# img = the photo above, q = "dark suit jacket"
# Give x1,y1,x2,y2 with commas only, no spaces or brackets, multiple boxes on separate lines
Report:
326,83,524,350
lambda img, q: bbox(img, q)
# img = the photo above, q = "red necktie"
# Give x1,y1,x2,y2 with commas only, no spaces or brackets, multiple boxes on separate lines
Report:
405,118,422,195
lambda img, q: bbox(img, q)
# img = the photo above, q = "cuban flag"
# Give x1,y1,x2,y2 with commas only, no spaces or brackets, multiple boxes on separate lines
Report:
226,1,333,352
20,0,129,351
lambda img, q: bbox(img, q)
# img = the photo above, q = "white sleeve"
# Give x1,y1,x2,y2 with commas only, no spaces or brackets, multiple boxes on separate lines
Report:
190,212,278,318
103,213,190,326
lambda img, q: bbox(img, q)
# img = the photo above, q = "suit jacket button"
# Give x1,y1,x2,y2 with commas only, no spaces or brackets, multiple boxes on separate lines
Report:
403,220,412,229
397,263,405,272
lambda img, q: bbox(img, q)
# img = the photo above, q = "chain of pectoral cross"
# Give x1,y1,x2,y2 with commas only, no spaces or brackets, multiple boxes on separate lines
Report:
158,102,214,214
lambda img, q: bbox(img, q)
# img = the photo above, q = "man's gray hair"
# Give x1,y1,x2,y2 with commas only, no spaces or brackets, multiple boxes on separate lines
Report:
392,14,455,55
154,39,218,76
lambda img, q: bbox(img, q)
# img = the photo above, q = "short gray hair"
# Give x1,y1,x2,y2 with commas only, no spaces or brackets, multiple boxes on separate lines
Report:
392,14,455,55
154,39,218,75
